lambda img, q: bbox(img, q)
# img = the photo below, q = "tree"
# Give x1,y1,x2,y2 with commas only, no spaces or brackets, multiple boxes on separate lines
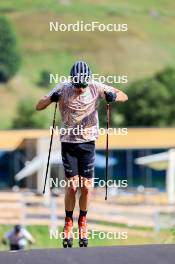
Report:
156,67,175,93
99,67,175,127
38,70,51,88
118,70,175,126
12,98,49,128
155,67,175,125
0,16,21,82
98,99,125,128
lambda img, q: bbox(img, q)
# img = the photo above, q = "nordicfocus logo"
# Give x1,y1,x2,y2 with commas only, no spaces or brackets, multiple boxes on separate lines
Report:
49,21,128,32
49,178,128,189
50,126,128,137
49,229,128,240
49,74,128,85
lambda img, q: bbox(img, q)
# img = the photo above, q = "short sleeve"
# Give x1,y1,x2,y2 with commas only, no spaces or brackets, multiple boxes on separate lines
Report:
95,81,114,99
5,231,12,239
22,229,33,240
47,83,64,97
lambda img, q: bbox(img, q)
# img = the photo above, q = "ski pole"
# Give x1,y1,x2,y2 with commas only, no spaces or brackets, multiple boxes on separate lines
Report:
105,103,110,200
43,102,58,194
104,91,116,200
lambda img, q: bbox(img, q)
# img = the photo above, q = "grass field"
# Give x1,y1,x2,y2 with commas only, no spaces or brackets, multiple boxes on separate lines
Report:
0,224,175,251
0,0,175,128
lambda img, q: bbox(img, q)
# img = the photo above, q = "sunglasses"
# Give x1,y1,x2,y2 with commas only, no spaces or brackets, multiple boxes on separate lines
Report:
73,82,88,89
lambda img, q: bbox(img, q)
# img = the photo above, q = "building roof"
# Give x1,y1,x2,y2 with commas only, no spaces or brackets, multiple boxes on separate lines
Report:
0,130,50,150
0,128,175,150
97,128,175,149
135,151,169,170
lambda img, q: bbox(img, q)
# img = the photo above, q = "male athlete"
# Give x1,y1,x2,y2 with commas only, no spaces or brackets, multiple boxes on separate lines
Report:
36,61,128,247
2,225,35,251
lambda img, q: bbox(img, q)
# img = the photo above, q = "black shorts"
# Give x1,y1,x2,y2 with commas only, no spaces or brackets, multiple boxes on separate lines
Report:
10,244,24,251
61,141,95,178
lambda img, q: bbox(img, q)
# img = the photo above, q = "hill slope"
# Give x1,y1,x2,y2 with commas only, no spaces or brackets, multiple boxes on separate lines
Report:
0,0,175,128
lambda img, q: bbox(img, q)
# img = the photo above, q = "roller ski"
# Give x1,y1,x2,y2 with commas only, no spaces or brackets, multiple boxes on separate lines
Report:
78,216,88,247
62,217,73,248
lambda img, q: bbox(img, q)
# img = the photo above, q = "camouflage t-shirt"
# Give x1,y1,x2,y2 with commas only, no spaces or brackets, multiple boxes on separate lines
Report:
47,81,114,143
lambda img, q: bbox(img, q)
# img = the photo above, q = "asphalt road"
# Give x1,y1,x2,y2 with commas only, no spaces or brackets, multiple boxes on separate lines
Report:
0,245,174,264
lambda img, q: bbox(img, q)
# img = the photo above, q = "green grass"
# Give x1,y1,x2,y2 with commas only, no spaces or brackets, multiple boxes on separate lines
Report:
1,0,175,16
94,220,153,231
0,0,175,128
0,224,174,251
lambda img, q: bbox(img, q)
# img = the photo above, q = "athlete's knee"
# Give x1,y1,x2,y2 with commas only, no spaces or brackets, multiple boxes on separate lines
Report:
81,178,92,195
67,184,77,195
67,176,78,194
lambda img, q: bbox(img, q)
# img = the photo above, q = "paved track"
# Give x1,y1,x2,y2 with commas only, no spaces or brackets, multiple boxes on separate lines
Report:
0,245,174,264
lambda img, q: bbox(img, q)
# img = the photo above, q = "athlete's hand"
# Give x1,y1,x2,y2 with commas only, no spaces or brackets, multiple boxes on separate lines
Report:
104,91,117,103
1,238,7,245
50,92,61,102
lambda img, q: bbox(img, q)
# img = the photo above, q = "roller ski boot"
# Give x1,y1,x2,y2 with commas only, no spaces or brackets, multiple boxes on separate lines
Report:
63,217,73,248
78,216,88,247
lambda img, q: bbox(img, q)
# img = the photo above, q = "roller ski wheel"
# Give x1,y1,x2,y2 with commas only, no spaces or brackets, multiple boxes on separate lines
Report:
79,238,88,247
78,216,88,248
63,238,73,248
63,217,73,248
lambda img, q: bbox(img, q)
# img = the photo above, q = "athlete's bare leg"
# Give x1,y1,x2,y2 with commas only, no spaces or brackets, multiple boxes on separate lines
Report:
79,177,92,211
65,176,79,211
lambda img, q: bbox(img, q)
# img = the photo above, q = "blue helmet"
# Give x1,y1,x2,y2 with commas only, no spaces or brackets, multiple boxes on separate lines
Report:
70,61,92,88
14,225,22,233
